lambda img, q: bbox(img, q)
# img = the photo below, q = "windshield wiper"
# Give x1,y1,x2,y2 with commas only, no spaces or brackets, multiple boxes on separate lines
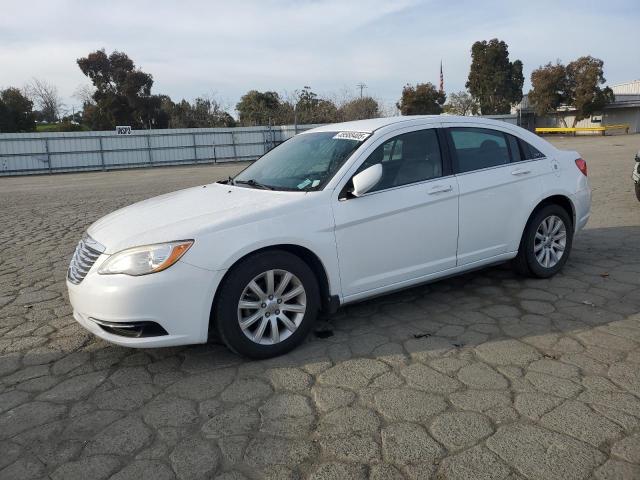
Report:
234,179,275,190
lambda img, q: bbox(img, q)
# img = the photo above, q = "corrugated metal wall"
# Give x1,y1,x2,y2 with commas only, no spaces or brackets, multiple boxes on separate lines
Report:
534,109,640,134
0,117,523,176
611,81,640,95
0,125,319,176
604,108,640,134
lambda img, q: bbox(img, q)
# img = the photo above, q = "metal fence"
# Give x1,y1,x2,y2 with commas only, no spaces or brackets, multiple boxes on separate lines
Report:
0,124,320,176
0,115,522,177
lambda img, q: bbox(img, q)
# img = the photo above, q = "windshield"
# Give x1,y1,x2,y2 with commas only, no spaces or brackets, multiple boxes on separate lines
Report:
233,131,367,191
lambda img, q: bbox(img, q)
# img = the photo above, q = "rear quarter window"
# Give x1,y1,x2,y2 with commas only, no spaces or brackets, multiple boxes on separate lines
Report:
518,139,546,160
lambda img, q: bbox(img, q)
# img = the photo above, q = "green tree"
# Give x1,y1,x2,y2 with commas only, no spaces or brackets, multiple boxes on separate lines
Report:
165,96,235,128
0,87,36,132
566,56,614,126
396,82,446,115
529,56,614,126
190,97,235,127
443,91,478,116
466,39,524,114
294,87,339,124
77,49,167,129
528,61,569,117
338,96,381,121
236,90,283,126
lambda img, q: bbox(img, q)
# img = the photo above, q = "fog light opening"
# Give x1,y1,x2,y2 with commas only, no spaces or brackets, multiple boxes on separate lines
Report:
89,318,168,338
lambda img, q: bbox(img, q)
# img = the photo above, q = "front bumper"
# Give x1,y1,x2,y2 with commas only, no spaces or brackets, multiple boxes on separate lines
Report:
67,259,225,348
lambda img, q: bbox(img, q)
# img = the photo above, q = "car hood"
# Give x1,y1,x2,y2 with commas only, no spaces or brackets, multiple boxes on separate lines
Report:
88,183,312,253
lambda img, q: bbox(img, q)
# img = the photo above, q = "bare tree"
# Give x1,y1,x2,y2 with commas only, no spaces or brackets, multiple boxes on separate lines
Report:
444,91,479,116
379,100,400,117
25,78,64,122
72,83,96,106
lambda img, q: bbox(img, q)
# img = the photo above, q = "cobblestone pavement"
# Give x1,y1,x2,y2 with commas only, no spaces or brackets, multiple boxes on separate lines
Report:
1,135,639,480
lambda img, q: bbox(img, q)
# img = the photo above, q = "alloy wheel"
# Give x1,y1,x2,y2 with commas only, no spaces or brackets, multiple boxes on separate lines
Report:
237,269,307,345
534,215,567,268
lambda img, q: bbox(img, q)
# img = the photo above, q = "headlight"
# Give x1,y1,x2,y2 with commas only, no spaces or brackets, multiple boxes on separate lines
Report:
98,240,193,276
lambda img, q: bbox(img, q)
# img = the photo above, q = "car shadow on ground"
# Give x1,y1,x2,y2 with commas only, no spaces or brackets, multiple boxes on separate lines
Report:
3,226,637,374
144,225,640,372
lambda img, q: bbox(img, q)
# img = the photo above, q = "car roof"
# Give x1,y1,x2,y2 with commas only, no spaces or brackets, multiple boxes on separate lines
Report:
305,115,517,134
305,116,439,134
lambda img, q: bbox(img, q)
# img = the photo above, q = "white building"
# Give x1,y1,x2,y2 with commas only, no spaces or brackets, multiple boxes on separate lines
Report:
611,80,640,95
514,80,640,133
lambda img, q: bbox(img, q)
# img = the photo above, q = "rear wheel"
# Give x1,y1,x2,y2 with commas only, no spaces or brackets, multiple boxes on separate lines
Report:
635,182,640,202
513,204,573,278
214,250,320,358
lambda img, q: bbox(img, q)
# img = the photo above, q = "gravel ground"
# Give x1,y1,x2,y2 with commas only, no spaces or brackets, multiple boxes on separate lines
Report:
0,134,639,480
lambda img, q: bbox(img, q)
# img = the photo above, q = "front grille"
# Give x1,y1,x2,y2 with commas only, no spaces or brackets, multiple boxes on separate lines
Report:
67,233,106,284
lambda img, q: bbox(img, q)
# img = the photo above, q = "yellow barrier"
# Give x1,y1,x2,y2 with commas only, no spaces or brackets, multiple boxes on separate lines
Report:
535,124,630,135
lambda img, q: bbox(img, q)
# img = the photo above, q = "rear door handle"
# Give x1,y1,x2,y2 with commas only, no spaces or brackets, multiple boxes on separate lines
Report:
511,168,531,176
427,185,453,195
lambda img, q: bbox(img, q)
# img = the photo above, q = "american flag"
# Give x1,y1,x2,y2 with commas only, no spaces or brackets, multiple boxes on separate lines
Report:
439,61,444,92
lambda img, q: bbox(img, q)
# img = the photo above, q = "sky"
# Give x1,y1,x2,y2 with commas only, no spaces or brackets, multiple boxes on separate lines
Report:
1,0,638,115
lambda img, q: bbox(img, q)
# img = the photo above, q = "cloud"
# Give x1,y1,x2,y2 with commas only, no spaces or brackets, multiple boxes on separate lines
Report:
1,0,637,113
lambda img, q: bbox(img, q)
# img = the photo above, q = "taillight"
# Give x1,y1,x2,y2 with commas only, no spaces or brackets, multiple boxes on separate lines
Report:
575,158,587,176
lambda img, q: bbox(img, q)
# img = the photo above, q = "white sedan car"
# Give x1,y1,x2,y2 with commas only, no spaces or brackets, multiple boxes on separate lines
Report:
67,116,591,358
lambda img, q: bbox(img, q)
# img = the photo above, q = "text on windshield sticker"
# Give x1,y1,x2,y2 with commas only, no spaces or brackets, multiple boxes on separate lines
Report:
333,131,370,141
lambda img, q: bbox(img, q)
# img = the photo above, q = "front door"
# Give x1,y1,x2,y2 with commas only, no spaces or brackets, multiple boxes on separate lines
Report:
332,127,459,300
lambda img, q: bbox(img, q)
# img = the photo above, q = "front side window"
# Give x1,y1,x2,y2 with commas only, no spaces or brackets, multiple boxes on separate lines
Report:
233,132,365,191
353,129,443,193
449,128,511,173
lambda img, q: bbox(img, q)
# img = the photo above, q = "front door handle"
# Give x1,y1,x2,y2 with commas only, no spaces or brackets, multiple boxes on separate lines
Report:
428,185,453,195
511,168,531,176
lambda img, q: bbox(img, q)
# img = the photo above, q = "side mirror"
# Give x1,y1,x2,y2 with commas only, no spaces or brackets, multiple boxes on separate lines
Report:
352,164,382,197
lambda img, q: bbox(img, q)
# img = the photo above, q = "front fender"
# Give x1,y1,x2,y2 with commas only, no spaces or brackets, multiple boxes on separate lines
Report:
181,203,341,297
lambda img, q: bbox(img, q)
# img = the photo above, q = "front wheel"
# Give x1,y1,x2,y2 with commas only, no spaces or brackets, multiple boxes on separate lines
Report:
513,204,573,278
635,182,640,202
213,250,320,358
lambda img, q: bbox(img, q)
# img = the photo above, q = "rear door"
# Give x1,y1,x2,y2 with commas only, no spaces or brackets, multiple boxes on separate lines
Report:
444,123,545,266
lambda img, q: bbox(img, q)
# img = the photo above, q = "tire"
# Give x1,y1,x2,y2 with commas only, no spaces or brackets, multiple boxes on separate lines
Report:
213,250,320,359
635,182,640,202
513,204,573,278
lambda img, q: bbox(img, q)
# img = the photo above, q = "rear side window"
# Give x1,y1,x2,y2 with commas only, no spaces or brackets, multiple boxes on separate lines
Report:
519,139,545,160
449,128,511,173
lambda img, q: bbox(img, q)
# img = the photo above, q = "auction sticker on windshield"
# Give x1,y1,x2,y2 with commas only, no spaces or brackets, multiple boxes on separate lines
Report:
333,131,370,141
